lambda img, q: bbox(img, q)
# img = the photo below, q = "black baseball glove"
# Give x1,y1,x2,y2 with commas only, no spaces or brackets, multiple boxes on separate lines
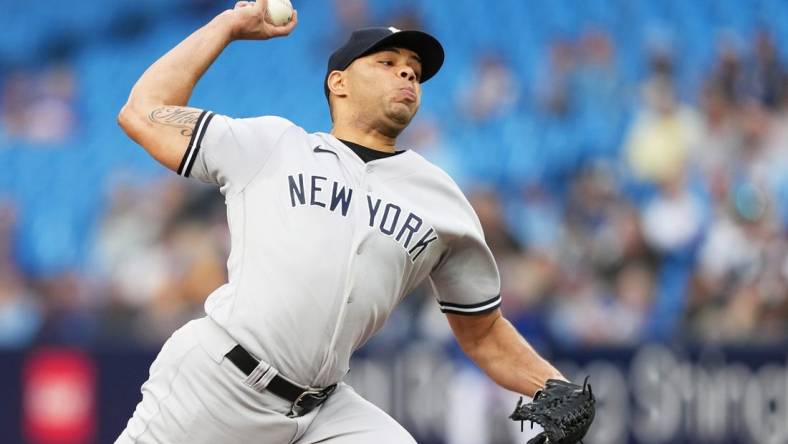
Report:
509,377,595,444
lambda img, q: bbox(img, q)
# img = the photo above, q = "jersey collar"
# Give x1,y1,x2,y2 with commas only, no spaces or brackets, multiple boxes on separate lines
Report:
318,132,415,171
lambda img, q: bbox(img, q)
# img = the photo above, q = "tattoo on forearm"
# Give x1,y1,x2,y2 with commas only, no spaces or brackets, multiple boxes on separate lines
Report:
149,107,201,137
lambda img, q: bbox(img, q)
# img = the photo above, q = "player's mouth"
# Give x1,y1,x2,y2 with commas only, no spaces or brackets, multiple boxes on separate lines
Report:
397,87,417,103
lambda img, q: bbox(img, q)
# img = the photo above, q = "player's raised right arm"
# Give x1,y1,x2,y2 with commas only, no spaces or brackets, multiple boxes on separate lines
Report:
117,1,298,172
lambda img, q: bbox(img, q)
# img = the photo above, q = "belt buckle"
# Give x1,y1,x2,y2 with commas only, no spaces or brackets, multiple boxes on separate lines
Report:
287,384,336,418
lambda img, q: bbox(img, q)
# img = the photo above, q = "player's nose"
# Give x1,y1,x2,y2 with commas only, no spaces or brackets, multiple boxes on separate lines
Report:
398,67,417,83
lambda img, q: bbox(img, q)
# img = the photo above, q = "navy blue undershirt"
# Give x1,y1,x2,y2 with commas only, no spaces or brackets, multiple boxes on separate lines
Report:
339,139,405,163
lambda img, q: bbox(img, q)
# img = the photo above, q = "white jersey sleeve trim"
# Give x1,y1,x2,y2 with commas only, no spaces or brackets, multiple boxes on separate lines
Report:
438,294,501,315
177,110,216,177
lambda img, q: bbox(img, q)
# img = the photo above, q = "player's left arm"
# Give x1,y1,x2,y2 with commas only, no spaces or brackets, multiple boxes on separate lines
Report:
446,309,565,398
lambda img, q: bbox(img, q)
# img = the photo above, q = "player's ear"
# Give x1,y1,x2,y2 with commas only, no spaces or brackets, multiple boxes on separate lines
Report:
327,70,347,98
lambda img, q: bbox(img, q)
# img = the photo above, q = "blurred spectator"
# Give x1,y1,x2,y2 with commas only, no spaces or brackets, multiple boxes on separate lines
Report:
334,0,369,35
640,177,704,255
561,165,648,272
693,80,743,199
545,266,604,346
638,175,706,339
0,64,78,144
400,115,468,186
745,100,788,218
0,202,42,347
707,34,747,108
572,29,625,117
0,268,41,348
132,221,225,345
498,253,557,315
0,200,16,267
744,31,787,109
544,165,658,345
467,187,522,258
90,177,227,345
690,181,787,343
91,178,183,309
388,7,425,31
535,39,575,117
459,53,521,122
507,183,562,255
609,262,654,341
533,29,625,159
34,271,96,345
625,54,702,185
547,261,655,346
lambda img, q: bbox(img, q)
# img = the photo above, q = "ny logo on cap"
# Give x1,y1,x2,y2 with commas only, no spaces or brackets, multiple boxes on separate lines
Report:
388,26,401,34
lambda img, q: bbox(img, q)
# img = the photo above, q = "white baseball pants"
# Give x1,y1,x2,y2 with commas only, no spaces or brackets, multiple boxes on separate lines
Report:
115,317,415,444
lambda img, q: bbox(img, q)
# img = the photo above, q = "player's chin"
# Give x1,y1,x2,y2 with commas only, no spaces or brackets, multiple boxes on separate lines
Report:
388,101,418,125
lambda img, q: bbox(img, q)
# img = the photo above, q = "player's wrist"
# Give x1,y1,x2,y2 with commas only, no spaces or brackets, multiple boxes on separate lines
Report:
210,10,242,44
549,372,568,383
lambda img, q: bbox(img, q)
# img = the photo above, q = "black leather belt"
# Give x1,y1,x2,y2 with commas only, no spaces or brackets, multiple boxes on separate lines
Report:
225,345,336,417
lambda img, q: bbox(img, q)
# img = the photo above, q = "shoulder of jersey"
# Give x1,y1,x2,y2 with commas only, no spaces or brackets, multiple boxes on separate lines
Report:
406,150,464,193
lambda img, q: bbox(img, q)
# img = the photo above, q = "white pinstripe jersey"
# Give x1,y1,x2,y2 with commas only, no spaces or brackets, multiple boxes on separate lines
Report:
178,111,501,387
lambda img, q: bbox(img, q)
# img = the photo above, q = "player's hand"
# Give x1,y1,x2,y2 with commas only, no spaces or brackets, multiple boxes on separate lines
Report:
222,0,298,41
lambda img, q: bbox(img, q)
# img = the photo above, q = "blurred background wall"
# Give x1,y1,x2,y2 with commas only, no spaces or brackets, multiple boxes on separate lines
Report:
0,0,787,443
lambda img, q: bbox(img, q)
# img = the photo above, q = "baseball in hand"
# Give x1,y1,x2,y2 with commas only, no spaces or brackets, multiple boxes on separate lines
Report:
266,0,294,26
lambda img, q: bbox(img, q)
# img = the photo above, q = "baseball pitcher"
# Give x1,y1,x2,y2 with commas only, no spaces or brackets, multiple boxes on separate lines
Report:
115,1,594,443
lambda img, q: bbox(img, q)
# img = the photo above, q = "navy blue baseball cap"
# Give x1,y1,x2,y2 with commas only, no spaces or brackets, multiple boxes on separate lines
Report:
324,27,445,98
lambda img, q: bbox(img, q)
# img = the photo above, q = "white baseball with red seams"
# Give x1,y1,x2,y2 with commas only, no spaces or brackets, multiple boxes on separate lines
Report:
266,0,293,26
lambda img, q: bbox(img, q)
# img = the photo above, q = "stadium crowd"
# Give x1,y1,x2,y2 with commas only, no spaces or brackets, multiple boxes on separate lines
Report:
0,0,786,352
